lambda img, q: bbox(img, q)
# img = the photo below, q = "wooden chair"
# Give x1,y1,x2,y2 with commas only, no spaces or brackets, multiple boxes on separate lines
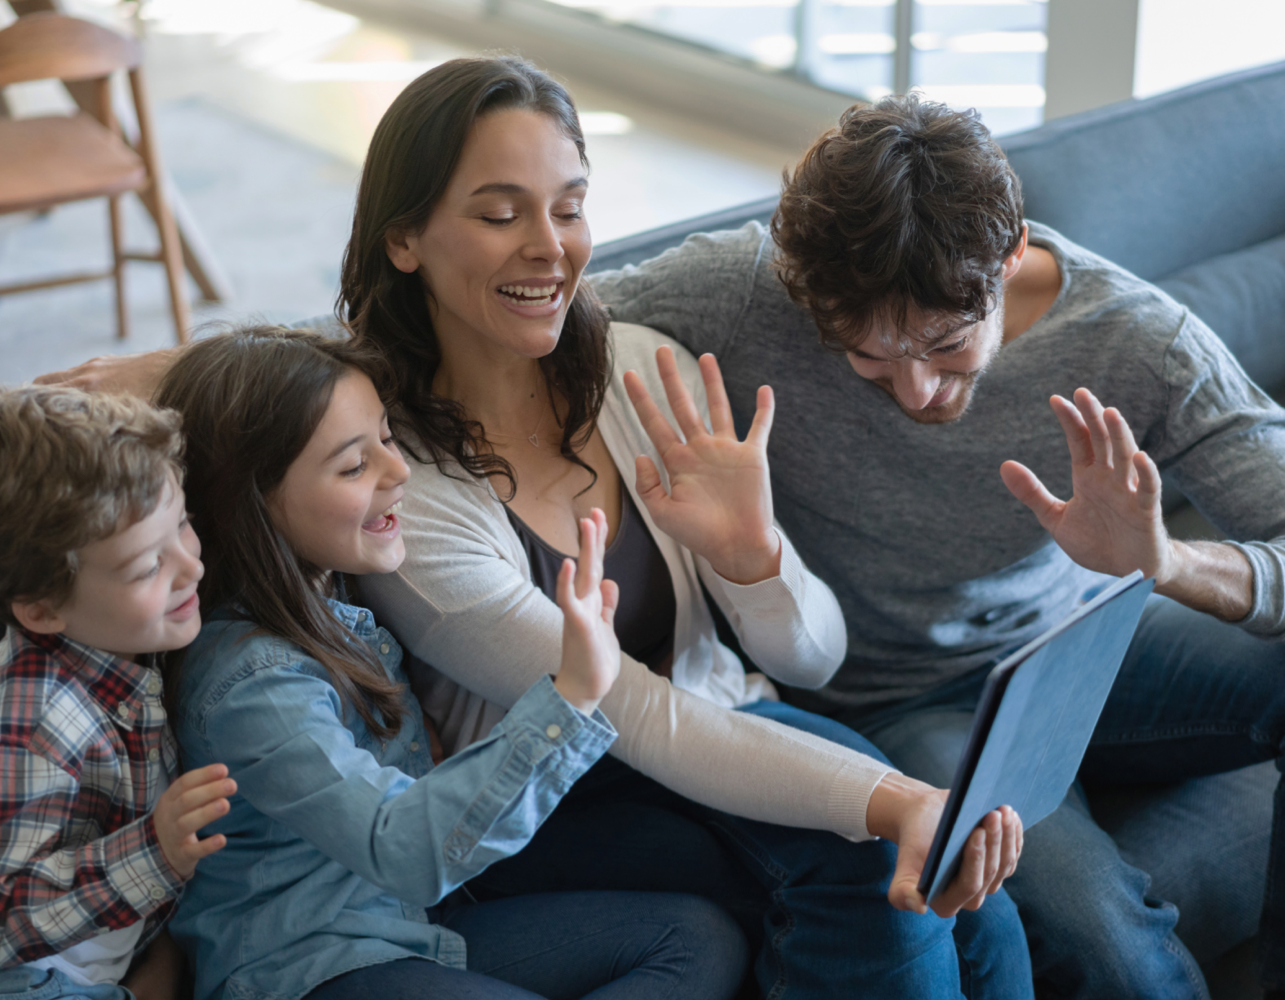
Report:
0,12,189,342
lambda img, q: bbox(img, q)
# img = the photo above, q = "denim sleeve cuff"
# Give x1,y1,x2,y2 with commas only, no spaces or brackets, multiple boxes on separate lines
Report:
1225,541,1285,637
499,675,618,780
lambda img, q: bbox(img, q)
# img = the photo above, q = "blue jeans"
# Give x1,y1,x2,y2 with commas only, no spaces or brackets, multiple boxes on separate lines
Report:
842,595,1285,1000
303,891,748,1000
469,700,1034,1000
0,968,132,1000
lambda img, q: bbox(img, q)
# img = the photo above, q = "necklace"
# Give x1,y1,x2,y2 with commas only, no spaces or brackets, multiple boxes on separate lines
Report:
526,393,545,449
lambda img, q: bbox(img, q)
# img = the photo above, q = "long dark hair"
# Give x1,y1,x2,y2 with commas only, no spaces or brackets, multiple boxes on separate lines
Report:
156,326,406,739
337,56,611,498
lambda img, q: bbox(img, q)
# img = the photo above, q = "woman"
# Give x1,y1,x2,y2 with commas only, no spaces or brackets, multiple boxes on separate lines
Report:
156,327,750,1000
42,57,1030,999
342,57,1029,1000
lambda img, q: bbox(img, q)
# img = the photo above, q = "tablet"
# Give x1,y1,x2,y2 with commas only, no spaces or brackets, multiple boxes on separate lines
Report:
917,570,1155,902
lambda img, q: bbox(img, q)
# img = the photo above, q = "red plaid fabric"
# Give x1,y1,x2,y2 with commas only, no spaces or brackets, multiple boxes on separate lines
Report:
1,627,183,969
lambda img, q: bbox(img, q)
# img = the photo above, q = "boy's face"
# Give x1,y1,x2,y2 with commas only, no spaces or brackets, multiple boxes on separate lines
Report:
16,477,204,660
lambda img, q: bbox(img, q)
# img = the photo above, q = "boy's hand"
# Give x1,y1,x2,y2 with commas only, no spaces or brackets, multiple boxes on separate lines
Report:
153,763,236,879
553,508,621,715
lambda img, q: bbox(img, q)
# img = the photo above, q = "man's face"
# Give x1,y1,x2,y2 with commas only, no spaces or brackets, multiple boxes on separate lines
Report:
844,300,1005,424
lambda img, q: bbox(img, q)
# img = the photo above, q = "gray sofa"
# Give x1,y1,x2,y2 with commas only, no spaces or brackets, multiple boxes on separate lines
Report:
589,60,1285,996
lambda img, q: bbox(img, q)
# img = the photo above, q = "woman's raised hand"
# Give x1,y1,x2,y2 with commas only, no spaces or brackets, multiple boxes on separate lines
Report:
624,346,781,585
553,508,622,715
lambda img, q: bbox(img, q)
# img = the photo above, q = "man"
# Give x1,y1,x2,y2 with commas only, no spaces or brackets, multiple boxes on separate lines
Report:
591,95,1285,1000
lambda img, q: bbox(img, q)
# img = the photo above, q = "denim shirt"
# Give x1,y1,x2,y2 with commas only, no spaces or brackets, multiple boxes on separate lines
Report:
168,600,615,1000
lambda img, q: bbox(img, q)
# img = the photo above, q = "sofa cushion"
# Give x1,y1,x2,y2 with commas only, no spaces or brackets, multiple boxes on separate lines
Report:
1001,59,1285,282
1156,232,1285,394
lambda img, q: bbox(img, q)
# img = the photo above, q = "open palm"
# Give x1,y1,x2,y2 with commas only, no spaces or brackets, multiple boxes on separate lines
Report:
624,346,781,585
1000,388,1175,583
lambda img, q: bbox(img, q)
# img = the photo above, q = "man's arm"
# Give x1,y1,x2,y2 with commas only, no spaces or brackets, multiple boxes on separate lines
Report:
590,223,770,359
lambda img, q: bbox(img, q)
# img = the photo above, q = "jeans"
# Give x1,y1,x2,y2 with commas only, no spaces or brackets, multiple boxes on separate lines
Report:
0,968,132,1000
469,700,1034,1000
303,891,748,1000
841,595,1285,1000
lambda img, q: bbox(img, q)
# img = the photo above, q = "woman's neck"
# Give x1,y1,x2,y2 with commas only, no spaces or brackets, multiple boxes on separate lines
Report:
432,330,560,448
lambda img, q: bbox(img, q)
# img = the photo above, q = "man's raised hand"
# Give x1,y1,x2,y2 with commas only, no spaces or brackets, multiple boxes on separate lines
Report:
1000,388,1175,584
623,346,781,585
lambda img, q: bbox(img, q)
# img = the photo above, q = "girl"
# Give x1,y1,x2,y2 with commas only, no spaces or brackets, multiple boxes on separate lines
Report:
154,328,749,1000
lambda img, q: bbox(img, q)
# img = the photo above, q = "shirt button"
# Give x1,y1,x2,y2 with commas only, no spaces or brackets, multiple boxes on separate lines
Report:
147,677,162,696
410,741,420,752
380,643,390,654
116,704,130,720
148,885,166,900
148,748,160,763
545,724,562,740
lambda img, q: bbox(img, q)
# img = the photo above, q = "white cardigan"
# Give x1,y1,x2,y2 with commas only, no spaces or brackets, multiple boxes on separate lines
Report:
360,323,893,841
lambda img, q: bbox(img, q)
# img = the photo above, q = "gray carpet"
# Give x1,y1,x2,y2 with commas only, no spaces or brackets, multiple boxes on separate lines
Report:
0,98,360,386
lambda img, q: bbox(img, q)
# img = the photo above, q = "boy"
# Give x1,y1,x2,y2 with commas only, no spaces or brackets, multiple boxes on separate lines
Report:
0,387,233,1000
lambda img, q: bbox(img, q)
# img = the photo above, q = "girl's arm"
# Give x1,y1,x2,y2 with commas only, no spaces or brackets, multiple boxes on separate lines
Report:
194,652,613,907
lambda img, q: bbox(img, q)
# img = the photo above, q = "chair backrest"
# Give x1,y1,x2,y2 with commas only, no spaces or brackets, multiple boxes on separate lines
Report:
0,12,140,89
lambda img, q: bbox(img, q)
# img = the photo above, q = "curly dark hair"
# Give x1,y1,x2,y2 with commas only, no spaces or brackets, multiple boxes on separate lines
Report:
772,93,1025,354
337,56,610,498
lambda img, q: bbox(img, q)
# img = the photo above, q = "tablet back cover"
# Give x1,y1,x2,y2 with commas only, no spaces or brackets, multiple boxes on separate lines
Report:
920,572,1154,902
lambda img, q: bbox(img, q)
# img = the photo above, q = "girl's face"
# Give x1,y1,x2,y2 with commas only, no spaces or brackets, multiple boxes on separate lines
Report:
269,371,410,577
386,108,591,362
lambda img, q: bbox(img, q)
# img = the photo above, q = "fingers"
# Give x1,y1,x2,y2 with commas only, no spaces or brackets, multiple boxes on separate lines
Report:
556,556,576,616
1133,450,1163,514
172,797,232,838
1049,394,1094,468
994,806,1022,893
184,832,228,862
999,460,1065,532
1072,388,1113,469
623,369,684,456
699,353,735,437
745,384,775,450
599,579,619,625
932,825,989,917
654,346,708,441
572,513,604,601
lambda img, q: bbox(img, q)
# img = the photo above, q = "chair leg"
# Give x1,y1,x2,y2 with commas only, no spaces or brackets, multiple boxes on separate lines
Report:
108,194,128,340
150,181,189,344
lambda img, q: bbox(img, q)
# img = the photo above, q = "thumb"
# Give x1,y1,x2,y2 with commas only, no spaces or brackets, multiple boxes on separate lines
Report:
634,455,669,512
1000,460,1064,532
887,845,930,914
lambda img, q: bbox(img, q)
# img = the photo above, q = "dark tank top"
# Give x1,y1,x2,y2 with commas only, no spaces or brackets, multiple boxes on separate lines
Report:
505,487,677,677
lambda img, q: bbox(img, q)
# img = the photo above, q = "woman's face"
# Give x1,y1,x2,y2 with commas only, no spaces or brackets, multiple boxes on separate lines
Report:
387,108,591,361
269,371,410,577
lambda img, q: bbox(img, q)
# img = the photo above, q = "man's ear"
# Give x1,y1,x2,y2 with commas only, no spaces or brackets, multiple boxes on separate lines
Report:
385,228,423,275
10,599,67,635
1001,223,1029,282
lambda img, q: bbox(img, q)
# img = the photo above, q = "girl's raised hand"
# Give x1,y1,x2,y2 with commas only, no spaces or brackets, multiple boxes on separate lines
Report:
553,508,621,715
624,346,781,585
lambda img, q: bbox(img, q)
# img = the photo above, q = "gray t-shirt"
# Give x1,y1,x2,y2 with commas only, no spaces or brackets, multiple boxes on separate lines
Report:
591,221,1285,712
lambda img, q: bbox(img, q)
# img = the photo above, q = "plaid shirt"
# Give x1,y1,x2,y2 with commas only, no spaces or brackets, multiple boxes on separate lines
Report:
1,626,184,969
